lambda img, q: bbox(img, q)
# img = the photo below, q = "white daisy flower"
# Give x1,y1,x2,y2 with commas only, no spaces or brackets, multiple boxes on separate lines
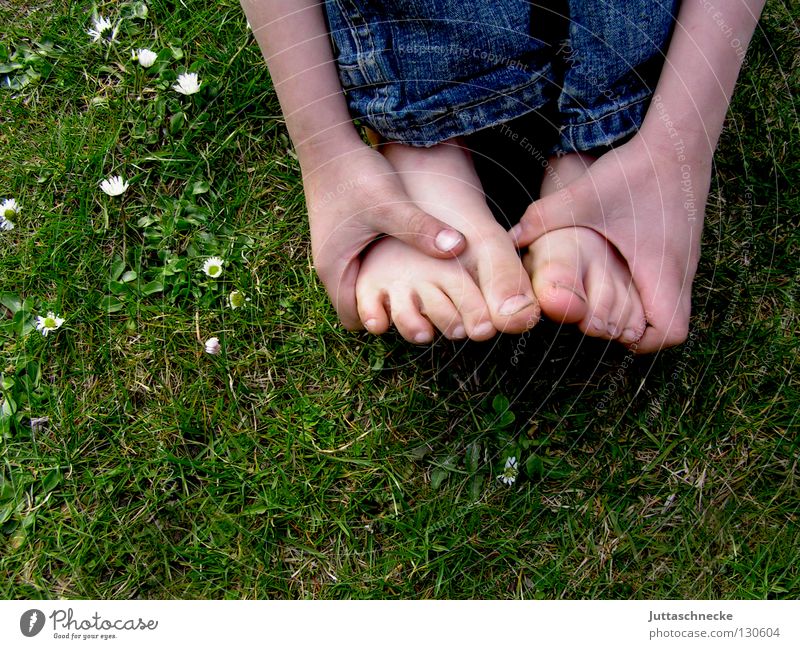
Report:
202,256,224,278
35,312,65,337
88,15,118,43
2,198,19,219
0,199,15,231
497,456,518,486
100,175,129,197
204,337,221,355
228,290,249,309
173,72,201,95
133,48,158,68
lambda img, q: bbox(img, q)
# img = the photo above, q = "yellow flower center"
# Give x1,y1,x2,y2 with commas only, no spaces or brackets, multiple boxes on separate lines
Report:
3,208,14,218
44,317,57,328
209,265,220,275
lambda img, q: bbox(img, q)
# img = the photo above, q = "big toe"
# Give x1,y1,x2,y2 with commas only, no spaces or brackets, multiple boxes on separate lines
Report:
525,228,589,325
474,234,540,333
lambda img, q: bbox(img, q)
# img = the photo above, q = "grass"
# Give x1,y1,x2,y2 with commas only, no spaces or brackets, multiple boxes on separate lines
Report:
0,0,798,599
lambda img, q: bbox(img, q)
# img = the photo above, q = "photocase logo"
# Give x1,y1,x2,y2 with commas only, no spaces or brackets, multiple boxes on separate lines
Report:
20,609,46,637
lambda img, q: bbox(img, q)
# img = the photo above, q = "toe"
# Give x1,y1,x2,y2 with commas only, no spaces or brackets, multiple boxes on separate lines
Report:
356,283,391,335
476,233,539,333
417,284,466,340
437,269,497,341
618,278,647,345
388,290,435,345
579,260,618,340
525,228,588,325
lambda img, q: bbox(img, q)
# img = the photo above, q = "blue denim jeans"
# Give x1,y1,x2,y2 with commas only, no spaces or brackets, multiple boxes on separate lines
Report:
324,0,679,153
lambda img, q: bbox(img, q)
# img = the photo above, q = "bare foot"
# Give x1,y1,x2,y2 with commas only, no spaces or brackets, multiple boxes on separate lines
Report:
511,135,703,353
523,153,646,345
356,139,540,343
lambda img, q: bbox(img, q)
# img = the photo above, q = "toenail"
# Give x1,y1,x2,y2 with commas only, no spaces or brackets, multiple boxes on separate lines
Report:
553,282,587,303
413,331,433,344
622,328,639,342
435,229,463,252
473,322,494,338
589,317,605,332
364,318,379,331
499,294,534,317
452,325,466,339
607,323,620,337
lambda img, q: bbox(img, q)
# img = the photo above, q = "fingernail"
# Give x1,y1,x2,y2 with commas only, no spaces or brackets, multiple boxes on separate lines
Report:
435,229,463,252
473,322,495,338
499,294,534,316
414,331,433,344
589,317,605,332
364,318,379,331
452,324,466,339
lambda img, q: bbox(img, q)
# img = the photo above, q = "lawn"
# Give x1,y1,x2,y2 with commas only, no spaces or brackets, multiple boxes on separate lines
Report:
0,0,797,599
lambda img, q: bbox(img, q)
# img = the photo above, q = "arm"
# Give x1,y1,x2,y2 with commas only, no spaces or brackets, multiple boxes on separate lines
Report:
240,0,466,328
638,0,767,161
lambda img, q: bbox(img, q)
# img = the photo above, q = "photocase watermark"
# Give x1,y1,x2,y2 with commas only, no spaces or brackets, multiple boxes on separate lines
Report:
395,42,529,73
652,94,701,222
700,0,749,61
555,39,626,111
20,609,46,637
317,175,369,207
18,607,159,641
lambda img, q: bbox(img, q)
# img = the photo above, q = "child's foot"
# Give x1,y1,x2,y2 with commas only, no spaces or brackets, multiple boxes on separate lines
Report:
523,153,646,345
511,135,703,353
356,139,540,343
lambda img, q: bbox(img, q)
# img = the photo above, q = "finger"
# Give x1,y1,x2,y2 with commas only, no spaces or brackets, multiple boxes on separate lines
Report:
509,181,599,248
629,273,692,354
372,202,467,258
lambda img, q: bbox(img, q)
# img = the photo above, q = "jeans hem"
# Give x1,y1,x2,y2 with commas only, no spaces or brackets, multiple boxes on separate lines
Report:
550,94,650,155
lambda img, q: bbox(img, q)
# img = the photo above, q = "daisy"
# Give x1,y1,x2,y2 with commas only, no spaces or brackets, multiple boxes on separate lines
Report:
497,456,518,486
0,199,16,231
132,48,158,68
88,15,118,43
1,198,19,219
100,175,129,197
202,256,224,278
173,72,201,95
35,312,65,337
204,337,221,355
228,290,249,309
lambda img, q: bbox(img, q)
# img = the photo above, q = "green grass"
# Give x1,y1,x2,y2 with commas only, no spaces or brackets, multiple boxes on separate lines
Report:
0,0,798,599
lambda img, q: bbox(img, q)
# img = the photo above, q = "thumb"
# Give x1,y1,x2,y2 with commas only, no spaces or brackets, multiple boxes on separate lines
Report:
376,202,467,258
509,181,598,247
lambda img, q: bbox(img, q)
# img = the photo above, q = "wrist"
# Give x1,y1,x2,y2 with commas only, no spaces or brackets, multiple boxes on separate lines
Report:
639,99,717,168
294,122,365,171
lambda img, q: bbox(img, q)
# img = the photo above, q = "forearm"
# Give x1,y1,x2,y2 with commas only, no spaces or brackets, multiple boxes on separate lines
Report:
640,0,766,159
240,0,362,170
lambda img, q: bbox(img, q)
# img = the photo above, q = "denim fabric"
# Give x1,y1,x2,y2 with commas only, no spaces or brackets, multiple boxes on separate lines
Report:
555,0,680,153
324,0,679,151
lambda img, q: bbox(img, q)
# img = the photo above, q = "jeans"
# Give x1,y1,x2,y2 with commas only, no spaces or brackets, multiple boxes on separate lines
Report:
324,0,680,152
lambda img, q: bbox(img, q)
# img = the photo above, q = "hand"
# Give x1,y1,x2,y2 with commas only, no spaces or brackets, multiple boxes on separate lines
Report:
510,135,710,353
304,142,466,329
